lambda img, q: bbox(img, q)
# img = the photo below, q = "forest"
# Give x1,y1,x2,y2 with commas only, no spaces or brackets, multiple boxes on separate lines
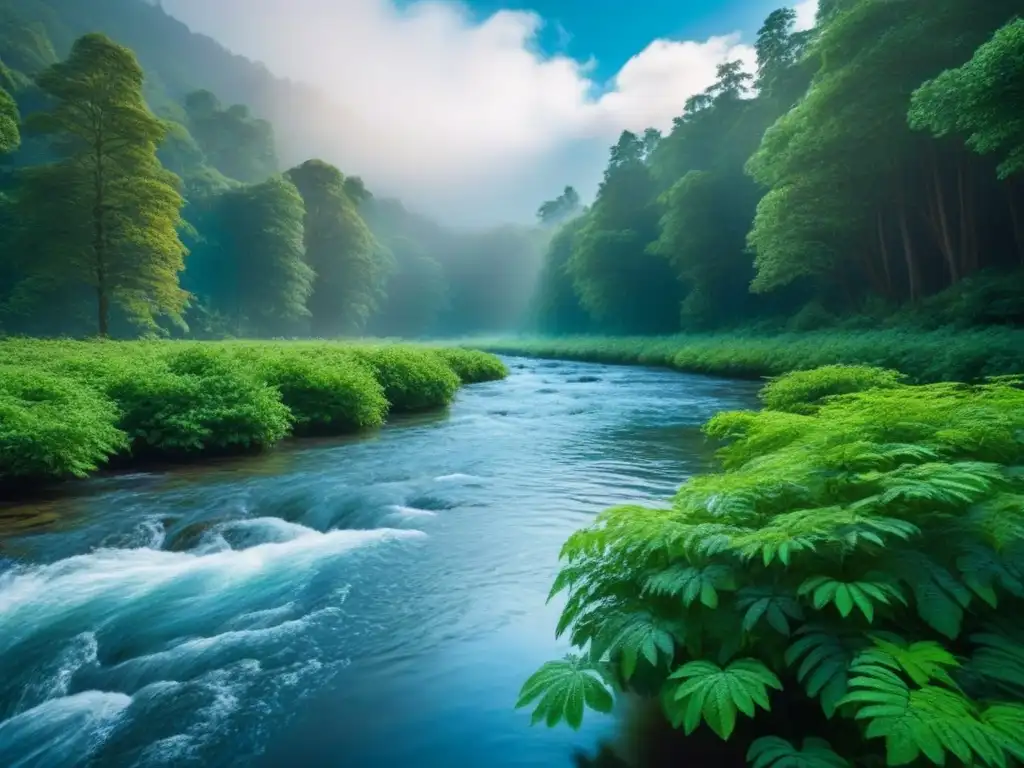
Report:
2,0,1024,343
0,0,549,340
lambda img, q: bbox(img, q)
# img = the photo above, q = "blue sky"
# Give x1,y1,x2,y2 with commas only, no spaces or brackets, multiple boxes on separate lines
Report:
163,0,815,224
459,0,784,79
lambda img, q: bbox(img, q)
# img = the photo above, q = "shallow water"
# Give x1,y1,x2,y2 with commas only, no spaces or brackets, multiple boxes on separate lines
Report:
0,356,760,768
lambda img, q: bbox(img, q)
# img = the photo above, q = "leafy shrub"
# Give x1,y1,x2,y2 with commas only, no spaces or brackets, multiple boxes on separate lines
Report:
519,369,1024,767
759,365,904,414
107,356,291,456
350,346,460,412
258,352,387,435
467,327,1024,383
0,366,126,480
431,347,509,384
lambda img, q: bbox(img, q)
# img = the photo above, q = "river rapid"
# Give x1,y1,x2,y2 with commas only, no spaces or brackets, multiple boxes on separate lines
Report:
0,356,760,768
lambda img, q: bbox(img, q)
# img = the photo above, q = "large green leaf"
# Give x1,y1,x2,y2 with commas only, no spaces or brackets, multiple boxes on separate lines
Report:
592,612,678,680
664,658,782,739
516,654,614,729
852,635,960,688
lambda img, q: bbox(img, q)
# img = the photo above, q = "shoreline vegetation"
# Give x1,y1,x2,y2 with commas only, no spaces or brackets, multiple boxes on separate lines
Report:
462,327,1024,383
0,339,507,491
520,364,1024,767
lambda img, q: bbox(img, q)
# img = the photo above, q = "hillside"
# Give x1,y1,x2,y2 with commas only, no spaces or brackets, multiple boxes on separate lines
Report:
0,0,353,168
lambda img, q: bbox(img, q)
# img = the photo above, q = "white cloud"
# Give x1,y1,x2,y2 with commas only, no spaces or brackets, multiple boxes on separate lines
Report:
793,0,820,32
159,0,795,224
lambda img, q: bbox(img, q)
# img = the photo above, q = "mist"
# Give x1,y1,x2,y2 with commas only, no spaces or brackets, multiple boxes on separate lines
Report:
156,0,815,227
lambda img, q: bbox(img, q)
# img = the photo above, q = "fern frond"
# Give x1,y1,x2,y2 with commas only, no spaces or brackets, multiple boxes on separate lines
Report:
872,461,1005,509
737,586,804,636
746,736,849,768
643,564,737,608
797,575,905,622
981,703,1024,762
592,612,679,680
516,654,614,729
956,543,1024,607
851,635,960,688
785,625,867,717
664,658,782,739
892,553,973,639
839,670,1005,767
968,628,1024,697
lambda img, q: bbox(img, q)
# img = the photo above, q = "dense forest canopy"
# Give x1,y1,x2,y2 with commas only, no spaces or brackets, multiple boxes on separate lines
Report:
0,0,1023,339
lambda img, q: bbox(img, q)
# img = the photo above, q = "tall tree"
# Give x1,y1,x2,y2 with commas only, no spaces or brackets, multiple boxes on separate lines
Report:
286,159,389,336
0,79,19,154
566,130,682,333
184,89,277,184
203,175,312,336
17,33,187,336
910,19,1024,181
537,185,581,227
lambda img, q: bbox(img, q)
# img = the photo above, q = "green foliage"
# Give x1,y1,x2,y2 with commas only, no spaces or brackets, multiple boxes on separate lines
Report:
0,365,126,481
760,365,905,414
183,89,278,183
466,328,1024,384
258,351,387,435
0,82,19,154
349,345,460,412
108,349,292,456
747,737,848,768
520,366,1024,766
429,348,509,384
203,175,313,335
910,19,1024,179
0,339,505,481
515,654,614,729
286,159,390,336
15,32,188,337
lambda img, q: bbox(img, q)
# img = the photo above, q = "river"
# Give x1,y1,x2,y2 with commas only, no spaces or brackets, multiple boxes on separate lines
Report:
0,356,760,768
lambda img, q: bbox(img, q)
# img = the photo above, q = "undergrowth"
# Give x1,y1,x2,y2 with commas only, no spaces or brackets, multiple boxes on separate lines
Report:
0,339,505,485
465,327,1024,383
519,365,1024,767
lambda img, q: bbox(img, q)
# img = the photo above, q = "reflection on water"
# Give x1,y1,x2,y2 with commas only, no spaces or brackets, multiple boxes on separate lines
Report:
0,356,760,768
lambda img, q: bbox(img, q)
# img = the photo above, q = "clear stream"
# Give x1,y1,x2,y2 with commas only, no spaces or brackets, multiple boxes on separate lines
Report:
0,356,759,768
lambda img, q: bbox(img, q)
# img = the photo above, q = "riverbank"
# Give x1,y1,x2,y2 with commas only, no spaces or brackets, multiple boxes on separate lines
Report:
462,327,1024,382
520,364,1024,765
0,339,507,488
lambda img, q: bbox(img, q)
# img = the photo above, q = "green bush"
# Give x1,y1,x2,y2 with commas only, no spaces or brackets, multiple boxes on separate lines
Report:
350,345,460,412
0,366,127,481
431,347,509,384
107,355,292,456
759,365,905,414
465,327,1024,383
258,352,388,435
519,369,1024,766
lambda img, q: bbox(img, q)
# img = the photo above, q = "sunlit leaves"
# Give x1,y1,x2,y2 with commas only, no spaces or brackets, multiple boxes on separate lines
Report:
515,655,614,729
664,659,782,739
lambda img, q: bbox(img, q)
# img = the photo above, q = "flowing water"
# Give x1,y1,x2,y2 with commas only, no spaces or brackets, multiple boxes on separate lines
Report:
0,356,760,768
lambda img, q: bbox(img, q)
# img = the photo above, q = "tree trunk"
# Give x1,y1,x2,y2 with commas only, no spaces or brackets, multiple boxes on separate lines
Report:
929,159,959,285
957,158,978,275
899,206,919,302
1007,183,1024,266
876,210,892,298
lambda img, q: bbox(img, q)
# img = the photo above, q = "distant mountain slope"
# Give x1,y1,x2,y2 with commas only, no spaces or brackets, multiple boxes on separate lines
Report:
0,0,356,168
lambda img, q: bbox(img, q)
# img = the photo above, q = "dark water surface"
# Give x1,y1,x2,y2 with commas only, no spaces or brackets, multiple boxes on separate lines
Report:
0,357,760,768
